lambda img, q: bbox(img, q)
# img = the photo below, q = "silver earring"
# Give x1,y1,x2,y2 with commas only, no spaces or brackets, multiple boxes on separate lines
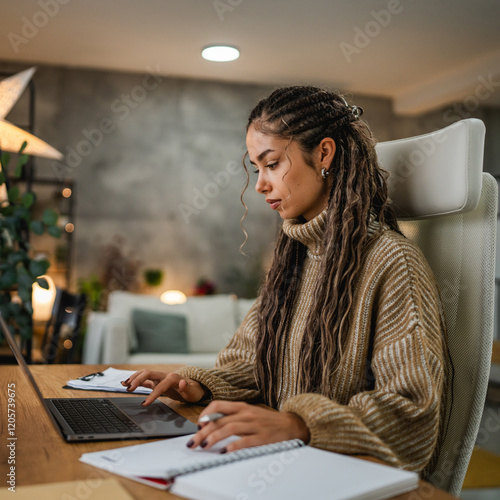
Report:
321,167,330,179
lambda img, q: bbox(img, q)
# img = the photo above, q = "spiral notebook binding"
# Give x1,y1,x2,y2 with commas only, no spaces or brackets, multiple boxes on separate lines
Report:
166,439,305,481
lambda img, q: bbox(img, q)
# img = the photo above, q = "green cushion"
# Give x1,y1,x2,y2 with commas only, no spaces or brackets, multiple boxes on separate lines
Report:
131,309,188,353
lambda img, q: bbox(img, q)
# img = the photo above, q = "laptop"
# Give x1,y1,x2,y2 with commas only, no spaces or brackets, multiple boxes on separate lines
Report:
0,313,198,442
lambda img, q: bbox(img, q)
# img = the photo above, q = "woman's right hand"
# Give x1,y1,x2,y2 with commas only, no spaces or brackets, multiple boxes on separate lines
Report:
121,369,209,405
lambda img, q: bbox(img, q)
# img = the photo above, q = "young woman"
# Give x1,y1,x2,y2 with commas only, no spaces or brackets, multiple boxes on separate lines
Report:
123,86,449,475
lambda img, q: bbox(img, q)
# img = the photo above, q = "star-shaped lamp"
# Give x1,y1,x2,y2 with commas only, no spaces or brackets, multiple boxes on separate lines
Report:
0,67,63,160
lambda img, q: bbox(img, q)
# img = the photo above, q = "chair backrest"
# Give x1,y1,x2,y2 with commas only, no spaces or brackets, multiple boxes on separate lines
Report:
42,289,87,363
376,118,497,496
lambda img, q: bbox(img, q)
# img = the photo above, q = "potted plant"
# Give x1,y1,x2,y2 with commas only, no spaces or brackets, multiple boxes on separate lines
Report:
0,143,61,348
143,268,164,289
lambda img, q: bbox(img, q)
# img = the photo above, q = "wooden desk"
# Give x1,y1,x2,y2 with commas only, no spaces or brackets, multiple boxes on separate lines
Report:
0,364,455,500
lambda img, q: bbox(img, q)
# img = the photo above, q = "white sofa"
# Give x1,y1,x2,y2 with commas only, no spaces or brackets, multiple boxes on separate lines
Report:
82,291,256,368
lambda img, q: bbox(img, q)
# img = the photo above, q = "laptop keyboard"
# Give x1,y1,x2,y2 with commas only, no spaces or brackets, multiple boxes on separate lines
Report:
52,399,144,435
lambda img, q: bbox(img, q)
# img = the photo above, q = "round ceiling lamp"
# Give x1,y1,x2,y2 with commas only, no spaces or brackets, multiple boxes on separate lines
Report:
202,45,240,62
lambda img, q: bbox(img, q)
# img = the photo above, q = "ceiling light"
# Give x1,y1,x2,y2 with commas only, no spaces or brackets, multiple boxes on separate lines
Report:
202,45,239,62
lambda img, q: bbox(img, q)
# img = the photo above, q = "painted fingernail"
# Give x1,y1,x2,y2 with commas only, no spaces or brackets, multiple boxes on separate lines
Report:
186,439,194,448
197,424,202,430
220,447,227,454
200,440,208,448
141,400,147,406
124,378,130,384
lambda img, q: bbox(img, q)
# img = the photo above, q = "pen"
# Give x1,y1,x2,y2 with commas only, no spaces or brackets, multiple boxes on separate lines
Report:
198,412,226,424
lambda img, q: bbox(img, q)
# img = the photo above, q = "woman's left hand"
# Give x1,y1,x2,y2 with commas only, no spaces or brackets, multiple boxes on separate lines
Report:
187,401,310,453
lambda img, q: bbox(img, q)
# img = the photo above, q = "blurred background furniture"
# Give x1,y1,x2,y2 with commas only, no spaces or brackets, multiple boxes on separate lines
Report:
41,289,87,363
82,291,255,368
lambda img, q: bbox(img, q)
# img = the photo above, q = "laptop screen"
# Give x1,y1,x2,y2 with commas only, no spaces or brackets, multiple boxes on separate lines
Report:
0,314,64,437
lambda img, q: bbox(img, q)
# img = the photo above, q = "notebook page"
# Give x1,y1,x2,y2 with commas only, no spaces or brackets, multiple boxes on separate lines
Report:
171,446,419,500
80,434,239,479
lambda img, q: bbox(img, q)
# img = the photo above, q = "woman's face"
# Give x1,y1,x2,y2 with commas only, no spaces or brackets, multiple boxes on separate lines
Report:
246,124,334,221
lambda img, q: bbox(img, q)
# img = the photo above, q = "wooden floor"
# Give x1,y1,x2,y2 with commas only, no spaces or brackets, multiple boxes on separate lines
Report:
492,341,500,366
462,447,500,489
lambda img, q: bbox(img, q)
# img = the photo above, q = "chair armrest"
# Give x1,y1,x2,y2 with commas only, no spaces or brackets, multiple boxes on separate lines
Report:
82,313,132,364
82,312,109,364
101,318,133,364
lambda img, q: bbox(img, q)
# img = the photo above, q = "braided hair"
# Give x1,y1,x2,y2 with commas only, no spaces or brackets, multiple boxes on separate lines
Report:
245,86,401,408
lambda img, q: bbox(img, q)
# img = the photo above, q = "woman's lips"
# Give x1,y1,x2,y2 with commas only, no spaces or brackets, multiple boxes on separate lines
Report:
267,199,281,210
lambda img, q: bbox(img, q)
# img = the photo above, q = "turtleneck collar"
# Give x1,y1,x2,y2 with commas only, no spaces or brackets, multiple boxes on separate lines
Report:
282,209,327,259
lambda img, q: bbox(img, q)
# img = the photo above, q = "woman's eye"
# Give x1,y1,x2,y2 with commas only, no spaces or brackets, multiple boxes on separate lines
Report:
252,162,277,174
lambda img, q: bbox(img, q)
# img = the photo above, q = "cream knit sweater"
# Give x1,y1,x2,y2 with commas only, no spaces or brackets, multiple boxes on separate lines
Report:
178,210,447,474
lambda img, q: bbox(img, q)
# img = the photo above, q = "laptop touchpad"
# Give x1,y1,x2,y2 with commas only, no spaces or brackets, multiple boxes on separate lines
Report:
112,398,197,433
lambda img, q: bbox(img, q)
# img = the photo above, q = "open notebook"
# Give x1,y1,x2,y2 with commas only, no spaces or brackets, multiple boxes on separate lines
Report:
80,434,419,500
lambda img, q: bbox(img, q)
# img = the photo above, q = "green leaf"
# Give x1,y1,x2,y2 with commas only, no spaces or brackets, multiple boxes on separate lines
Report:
19,141,28,154
47,225,62,238
1,206,14,218
21,192,34,209
29,259,50,278
0,152,10,170
14,154,29,178
14,205,29,220
17,286,31,304
30,220,45,235
24,302,33,316
7,251,27,265
16,268,34,289
36,277,49,290
42,208,58,226
0,304,11,321
0,171,5,184
8,186,19,202
0,268,16,289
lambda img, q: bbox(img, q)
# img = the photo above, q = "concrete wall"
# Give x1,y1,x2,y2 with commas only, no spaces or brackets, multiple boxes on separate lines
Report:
1,61,499,297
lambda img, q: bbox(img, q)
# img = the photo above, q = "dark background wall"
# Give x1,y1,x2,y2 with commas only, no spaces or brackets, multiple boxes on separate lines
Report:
1,61,499,297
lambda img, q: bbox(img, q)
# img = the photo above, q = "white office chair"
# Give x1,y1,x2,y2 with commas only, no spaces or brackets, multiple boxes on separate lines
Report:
376,118,497,497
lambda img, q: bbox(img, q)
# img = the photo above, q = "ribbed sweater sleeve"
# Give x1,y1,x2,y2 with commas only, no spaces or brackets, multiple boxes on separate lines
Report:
282,238,446,472
176,298,261,403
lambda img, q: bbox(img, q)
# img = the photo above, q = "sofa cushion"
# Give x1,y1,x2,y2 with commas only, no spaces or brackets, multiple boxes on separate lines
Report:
108,291,188,351
186,295,238,353
131,309,189,354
